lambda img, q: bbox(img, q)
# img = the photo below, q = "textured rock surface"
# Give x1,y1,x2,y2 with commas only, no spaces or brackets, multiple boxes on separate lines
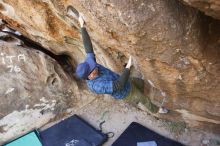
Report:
0,0,220,143
181,0,220,20
0,35,97,143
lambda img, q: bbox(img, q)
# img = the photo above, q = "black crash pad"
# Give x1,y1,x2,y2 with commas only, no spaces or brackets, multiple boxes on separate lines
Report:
40,115,107,146
112,122,185,146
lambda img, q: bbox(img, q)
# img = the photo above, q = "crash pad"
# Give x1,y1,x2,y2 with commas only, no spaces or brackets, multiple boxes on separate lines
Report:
112,122,185,146
40,114,107,146
3,130,42,146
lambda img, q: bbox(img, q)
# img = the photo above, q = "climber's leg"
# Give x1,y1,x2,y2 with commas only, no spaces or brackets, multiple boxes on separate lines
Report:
130,77,144,92
124,83,159,114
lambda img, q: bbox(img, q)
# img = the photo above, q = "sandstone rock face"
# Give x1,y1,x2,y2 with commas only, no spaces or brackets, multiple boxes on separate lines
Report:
0,34,97,143
0,0,219,143
181,0,220,20
0,39,67,140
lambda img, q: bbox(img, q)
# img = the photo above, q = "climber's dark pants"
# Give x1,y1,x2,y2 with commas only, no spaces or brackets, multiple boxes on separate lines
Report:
124,78,159,113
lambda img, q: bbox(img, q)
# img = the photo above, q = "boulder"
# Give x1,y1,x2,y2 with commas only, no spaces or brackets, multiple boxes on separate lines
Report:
181,0,220,20
0,0,219,142
0,35,96,143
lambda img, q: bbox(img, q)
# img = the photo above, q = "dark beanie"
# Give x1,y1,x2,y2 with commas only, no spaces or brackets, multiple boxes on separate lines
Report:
76,53,97,79
76,62,90,79
76,60,96,79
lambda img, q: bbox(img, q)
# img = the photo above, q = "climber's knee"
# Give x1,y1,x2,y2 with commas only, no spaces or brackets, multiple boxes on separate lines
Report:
130,77,144,92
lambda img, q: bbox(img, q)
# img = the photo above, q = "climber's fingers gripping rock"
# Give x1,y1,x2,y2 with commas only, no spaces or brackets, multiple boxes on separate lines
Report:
126,56,132,69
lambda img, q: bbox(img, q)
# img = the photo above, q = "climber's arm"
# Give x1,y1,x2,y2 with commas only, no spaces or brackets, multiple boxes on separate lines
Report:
113,68,130,91
113,56,132,91
79,14,95,56
81,27,94,54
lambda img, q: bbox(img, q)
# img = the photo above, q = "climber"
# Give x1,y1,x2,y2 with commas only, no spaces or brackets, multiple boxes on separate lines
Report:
75,13,168,114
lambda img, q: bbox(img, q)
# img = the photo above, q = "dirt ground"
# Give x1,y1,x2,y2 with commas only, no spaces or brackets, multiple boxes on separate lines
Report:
43,95,220,146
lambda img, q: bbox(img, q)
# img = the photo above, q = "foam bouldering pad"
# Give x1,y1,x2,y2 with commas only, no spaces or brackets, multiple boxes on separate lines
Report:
112,122,185,146
3,130,42,146
40,115,107,146
75,139,93,146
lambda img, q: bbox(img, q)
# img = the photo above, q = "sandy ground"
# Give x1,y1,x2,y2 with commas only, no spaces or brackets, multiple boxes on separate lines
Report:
51,95,220,146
